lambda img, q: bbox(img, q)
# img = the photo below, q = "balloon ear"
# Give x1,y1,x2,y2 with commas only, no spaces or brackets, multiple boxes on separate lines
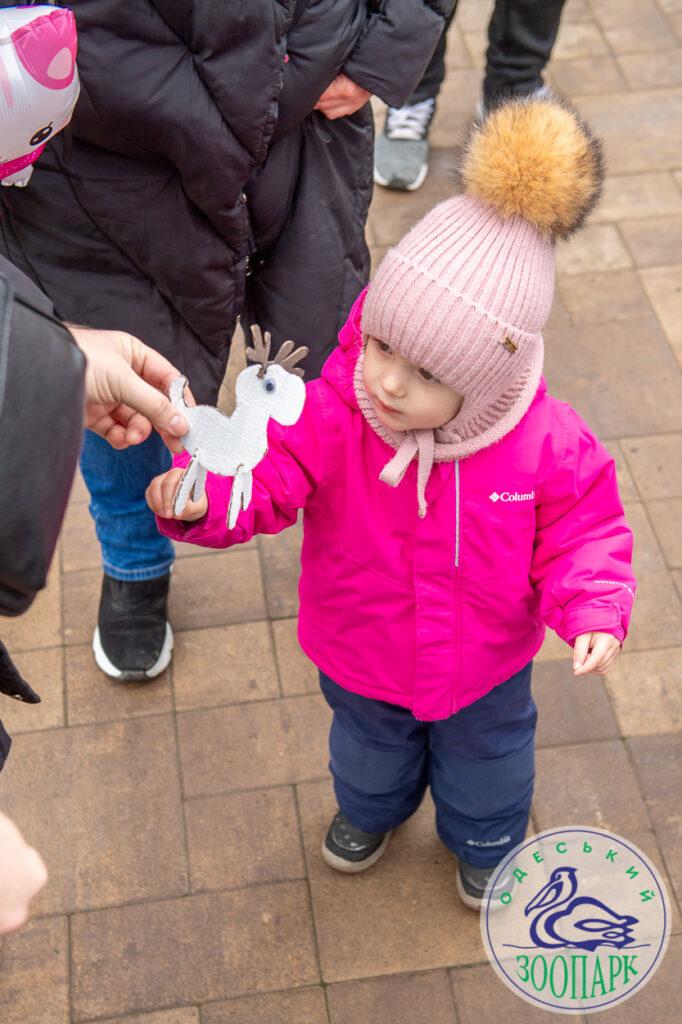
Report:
11,9,77,90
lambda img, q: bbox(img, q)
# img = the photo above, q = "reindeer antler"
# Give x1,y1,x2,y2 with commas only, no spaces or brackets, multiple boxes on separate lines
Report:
246,324,272,378
272,339,309,379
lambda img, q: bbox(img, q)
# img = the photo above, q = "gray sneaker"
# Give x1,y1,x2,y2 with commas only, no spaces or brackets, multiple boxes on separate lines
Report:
374,97,435,192
457,859,517,912
322,810,392,873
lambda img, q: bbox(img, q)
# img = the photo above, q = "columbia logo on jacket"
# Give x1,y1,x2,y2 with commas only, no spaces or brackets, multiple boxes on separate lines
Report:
489,490,536,503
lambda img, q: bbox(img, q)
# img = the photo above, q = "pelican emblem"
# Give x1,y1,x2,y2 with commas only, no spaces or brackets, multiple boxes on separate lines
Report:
524,866,639,952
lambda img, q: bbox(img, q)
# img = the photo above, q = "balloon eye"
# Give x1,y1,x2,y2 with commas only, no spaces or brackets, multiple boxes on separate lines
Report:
264,378,276,394
29,124,53,147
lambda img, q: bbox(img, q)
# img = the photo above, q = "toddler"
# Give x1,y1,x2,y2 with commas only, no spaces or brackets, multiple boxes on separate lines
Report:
147,97,635,910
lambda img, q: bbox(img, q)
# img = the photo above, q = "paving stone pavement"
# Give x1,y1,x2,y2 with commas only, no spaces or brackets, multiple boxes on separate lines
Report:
1,2,682,1021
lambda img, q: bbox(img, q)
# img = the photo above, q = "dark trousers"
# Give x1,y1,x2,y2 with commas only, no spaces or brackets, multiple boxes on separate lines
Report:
410,0,567,107
319,663,537,868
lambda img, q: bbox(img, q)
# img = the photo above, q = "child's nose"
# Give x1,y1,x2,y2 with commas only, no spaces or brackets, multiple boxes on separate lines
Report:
382,368,408,397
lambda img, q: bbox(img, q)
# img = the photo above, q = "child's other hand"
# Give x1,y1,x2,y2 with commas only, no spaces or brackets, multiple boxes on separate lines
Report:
573,632,621,676
145,467,208,523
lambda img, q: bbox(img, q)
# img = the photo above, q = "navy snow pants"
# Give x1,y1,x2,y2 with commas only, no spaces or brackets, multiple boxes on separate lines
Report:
319,662,536,868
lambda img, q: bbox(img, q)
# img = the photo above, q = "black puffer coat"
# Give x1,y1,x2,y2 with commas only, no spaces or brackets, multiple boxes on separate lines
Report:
0,0,452,401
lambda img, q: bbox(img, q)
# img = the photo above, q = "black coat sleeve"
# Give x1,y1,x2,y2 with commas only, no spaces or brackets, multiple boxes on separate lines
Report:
342,0,455,108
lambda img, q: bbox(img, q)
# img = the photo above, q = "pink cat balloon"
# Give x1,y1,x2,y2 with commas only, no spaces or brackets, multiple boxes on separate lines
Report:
0,5,79,187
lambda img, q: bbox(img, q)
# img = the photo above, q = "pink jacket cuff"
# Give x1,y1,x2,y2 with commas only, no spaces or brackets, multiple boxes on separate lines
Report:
559,603,627,647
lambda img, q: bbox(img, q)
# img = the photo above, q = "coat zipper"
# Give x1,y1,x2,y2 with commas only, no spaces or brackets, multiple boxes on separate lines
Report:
454,458,460,568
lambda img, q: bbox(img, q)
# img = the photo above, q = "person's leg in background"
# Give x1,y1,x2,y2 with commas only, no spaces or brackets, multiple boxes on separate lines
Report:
375,0,567,192
80,429,174,680
374,4,458,192
319,672,430,872
428,663,537,908
483,0,567,109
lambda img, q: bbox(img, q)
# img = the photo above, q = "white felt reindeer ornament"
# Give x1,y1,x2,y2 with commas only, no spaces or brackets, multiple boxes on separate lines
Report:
169,326,308,528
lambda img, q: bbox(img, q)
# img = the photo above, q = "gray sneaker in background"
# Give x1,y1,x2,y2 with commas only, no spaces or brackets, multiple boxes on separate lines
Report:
374,97,435,192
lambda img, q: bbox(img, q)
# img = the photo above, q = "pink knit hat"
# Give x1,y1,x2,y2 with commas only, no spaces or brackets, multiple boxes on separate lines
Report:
356,96,604,516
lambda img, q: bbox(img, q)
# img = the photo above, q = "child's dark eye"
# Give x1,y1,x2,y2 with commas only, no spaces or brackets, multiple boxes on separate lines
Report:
376,340,391,353
418,368,435,381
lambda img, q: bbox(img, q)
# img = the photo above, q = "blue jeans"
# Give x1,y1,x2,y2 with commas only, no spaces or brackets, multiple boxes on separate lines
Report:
319,663,536,868
80,430,174,581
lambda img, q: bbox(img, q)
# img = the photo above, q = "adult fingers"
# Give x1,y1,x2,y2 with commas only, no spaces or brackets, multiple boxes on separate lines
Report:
123,410,153,446
115,363,189,438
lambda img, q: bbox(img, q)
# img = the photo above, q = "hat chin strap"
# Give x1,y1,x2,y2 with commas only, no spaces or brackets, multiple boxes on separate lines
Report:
379,428,435,519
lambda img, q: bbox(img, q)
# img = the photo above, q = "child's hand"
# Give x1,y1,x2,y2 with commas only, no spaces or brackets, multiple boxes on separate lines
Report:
572,632,621,676
145,467,208,523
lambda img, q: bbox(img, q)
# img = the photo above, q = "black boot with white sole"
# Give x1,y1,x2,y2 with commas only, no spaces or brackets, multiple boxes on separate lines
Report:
93,573,173,681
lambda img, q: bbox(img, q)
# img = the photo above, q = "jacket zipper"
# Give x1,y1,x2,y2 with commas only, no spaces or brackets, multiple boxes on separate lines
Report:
454,458,460,568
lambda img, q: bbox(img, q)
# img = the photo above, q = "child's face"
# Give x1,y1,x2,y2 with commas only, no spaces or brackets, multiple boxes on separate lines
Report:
362,335,463,431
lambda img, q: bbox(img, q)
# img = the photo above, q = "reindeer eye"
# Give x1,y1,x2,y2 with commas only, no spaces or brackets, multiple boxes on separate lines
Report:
263,378,276,394
29,124,53,147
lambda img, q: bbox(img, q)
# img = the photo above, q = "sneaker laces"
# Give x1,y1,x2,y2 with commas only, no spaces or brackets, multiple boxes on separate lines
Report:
385,98,435,141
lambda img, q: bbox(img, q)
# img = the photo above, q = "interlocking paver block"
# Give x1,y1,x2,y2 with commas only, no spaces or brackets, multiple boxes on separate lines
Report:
621,435,682,499
533,739,651,833
170,550,266,631
60,501,100,572
647,498,682,567
185,787,305,891
556,224,632,276
450,962,578,1023
0,916,69,1024
549,56,625,95
201,987,328,1024
272,618,319,696
618,51,682,90
66,642,172,725
628,733,682,907
0,715,187,915
576,90,682,174
620,216,682,268
62,567,102,646
544,318,682,437
327,970,457,1024
173,622,279,711
178,694,331,796
552,20,609,60
532,658,620,749
589,0,672,53
558,270,650,324
258,522,302,619
95,1011,200,1024
70,882,319,1020
640,265,682,366
587,934,682,1022
1,565,61,652
593,173,682,224
618,503,682,650
606,648,682,737
0,646,64,734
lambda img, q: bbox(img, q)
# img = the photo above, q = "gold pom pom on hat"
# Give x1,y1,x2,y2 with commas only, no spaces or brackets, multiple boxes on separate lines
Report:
457,95,605,241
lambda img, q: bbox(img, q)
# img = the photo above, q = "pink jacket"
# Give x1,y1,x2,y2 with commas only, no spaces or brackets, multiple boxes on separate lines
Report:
158,293,636,721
